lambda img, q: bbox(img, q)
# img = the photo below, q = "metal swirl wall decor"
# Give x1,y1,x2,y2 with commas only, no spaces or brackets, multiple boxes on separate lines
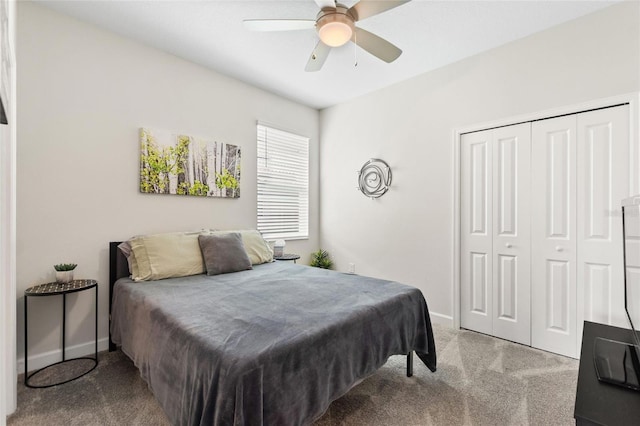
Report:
357,158,392,199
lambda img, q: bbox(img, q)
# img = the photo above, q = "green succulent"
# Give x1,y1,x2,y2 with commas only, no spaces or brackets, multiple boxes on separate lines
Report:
309,249,333,270
54,263,77,271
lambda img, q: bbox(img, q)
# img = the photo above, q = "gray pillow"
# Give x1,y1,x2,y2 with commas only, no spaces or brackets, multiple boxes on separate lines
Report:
198,233,252,276
117,241,133,275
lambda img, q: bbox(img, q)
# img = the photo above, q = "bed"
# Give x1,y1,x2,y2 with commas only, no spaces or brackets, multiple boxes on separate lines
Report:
108,241,436,425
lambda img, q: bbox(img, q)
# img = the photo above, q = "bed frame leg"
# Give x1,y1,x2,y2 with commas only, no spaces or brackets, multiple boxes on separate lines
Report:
407,351,413,377
108,314,116,352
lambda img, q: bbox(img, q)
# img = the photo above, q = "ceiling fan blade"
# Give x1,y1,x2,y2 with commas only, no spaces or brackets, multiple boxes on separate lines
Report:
243,19,315,32
352,27,402,63
348,0,410,21
314,0,336,10
305,40,331,72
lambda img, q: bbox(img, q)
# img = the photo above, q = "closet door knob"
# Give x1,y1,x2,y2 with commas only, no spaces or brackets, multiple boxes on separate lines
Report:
555,246,563,252
505,243,512,248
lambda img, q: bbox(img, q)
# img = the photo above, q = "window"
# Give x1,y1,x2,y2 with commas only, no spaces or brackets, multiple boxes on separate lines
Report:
257,123,309,240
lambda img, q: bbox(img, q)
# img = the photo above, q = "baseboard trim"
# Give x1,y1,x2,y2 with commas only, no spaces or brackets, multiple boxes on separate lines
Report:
17,338,110,375
429,312,454,327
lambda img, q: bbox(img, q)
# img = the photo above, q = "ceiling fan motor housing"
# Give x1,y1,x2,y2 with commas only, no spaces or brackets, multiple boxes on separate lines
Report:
316,5,356,47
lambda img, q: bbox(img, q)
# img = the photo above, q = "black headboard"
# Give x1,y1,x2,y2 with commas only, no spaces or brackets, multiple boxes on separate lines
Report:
109,241,128,351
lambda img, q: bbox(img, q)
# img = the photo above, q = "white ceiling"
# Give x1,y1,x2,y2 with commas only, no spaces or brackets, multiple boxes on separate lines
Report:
34,0,619,109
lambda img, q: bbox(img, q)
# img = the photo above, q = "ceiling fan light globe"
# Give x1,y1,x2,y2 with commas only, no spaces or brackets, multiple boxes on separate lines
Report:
317,13,354,47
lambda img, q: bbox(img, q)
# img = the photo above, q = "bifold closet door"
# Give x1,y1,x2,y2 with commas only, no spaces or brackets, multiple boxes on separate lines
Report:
461,130,493,335
531,115,577,358
531,104,630,358
576,106,629,350
461,123,531,345
492,125,531,345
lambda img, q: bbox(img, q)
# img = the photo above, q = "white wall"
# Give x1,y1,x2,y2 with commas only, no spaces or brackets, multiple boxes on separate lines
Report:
16,2,319,371
319,2,640,325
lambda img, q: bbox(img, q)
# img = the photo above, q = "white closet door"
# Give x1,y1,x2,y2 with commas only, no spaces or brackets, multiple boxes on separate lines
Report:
461,124,531,342
532,115,578,358
492,124,531,345
461,130,493,335
576,105,630,353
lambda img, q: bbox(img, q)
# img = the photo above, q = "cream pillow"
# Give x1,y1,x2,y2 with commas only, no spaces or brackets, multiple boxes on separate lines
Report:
211,230,273,265
117,241,140,279
129,250,140,279
129,237,151,281
129,231,206,281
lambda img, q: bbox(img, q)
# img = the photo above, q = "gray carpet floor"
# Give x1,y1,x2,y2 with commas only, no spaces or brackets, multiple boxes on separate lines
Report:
7,324,579,425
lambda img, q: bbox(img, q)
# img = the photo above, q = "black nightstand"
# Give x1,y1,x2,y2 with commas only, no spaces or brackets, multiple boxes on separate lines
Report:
574,321,640,425
24,279,98,388
274,253,301,263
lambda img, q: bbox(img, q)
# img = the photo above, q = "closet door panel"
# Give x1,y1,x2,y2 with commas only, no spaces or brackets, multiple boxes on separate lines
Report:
577,105,630,351
461,130,493,334
532,116,577,358
492,123,531,345
546,260,570,331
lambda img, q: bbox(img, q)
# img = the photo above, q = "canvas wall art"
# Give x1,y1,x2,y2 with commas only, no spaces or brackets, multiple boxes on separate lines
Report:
139,128,241,198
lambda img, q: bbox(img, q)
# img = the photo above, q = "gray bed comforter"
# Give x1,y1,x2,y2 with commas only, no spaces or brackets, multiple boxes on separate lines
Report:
110,261,436,426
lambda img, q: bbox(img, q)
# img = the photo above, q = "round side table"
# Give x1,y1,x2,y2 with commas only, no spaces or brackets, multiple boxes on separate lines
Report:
24,279,98,388
274,253,301,263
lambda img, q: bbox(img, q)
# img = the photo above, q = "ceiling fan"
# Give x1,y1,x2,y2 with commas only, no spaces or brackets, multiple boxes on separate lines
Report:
243,0,410,72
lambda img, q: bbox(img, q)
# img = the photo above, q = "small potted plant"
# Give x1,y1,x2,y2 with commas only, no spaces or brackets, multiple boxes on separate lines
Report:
54,263,77,283
310,249,334,270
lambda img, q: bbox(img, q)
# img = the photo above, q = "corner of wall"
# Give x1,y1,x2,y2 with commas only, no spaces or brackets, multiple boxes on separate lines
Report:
2,0,17,418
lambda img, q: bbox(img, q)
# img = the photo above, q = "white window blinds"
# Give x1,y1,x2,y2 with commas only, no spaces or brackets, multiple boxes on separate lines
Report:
257,124,309,240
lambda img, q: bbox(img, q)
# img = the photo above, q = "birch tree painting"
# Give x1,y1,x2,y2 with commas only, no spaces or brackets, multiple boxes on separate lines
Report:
140,128,241,198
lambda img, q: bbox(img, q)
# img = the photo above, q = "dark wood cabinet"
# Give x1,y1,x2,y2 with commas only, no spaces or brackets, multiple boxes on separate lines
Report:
575,321,640,425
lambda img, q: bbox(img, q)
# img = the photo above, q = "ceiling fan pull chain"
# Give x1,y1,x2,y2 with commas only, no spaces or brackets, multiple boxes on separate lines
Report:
354,31,358,67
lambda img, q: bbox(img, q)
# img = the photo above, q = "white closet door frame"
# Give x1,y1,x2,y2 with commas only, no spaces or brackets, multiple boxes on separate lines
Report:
452,93,640,336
